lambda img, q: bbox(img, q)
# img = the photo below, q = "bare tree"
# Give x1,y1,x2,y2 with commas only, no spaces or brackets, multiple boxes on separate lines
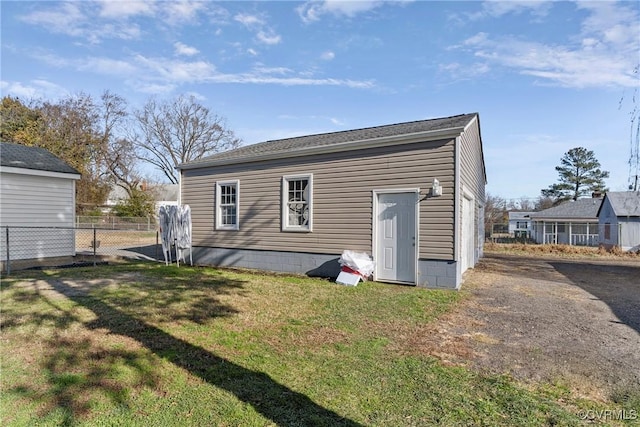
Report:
484,193,507,237
534,195,555,211
621,64,639,190
95,91,144,196
505,197,535,211
133,95,241,184
517,197,534,211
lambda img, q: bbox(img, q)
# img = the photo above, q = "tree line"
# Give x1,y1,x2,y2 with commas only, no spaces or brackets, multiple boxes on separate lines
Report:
0,92,240,216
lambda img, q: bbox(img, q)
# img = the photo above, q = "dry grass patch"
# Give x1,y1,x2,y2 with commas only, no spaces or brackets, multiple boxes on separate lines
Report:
485,242,639,259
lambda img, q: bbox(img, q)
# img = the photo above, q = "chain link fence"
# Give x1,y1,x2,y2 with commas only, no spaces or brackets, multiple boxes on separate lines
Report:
1,226,163,274
76,216,155,231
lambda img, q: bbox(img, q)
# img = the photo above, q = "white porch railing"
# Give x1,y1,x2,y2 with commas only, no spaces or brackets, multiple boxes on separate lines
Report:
571,234,599,246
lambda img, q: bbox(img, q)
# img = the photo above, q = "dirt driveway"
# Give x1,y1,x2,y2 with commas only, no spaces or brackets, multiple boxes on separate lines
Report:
426,252,640,400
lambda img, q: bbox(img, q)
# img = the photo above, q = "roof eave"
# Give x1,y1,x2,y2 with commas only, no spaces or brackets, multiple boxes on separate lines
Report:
530,216,598,221
0,165,81,180
177,125,465,170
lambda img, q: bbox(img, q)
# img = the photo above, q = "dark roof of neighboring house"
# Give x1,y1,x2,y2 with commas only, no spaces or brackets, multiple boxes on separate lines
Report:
508,211,534,220
0,142,80,175
179,113,479,169
531,198,603,220
597,191,640,217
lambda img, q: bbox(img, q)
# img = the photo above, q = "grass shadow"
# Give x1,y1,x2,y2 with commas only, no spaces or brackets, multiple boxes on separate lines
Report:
31,273,360,426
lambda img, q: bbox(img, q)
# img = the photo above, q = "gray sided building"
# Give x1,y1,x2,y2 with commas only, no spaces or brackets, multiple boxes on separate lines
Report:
1,142,81,263
597,191,640,252
178,113,487,289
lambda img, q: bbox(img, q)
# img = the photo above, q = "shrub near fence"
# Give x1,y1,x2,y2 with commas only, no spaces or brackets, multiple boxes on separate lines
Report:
1,226,161,273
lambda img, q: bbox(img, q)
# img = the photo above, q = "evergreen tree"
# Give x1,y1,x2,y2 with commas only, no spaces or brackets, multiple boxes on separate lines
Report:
541,147,609,202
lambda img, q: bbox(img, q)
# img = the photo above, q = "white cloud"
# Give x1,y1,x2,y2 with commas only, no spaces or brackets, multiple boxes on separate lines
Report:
256,30,282,45
297,0,411,23
20,1,208,43
207,72,375,88
452,2,639,88
98,0,154,19
31,51,71,68
320,51,335,60
1,79,69,100
78,57,139,75
23,50,374,94
297,1,380,23
234,13,282,45
20,3,86,37
471,1,554,20
19,2,142,44
234,13,264,27
247,48,258,56
252,66,293,75
162,1,206,25
133,55,217,82
174,42,200,56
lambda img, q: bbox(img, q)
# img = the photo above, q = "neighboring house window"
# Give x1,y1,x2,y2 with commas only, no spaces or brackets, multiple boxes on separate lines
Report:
216,180,239,230
516,221,528,229
604,223,610,240
282,174,312,231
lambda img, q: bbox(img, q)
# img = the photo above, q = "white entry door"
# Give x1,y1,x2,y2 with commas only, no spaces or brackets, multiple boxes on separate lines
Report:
376,192,417,284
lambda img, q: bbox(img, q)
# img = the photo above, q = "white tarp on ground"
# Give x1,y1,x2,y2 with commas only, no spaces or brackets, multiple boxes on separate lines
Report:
336,250,375,286
159,205,192,266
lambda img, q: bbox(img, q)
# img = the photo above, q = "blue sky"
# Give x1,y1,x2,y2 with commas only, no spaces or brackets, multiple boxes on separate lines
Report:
2,0,639,202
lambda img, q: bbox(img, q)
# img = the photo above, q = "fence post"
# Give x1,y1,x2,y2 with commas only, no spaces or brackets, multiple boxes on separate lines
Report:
5,227,10,275
93,228,97,267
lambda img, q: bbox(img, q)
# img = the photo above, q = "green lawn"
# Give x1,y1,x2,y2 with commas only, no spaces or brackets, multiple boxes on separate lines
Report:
0,262,622,426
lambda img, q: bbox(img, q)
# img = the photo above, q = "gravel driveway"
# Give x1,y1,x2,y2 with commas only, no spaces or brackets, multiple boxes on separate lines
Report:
425,252,640,400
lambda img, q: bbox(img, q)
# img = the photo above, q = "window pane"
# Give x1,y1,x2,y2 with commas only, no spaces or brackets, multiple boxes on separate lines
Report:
222,206,236,225
285,178,310,228
218,183,238,228
573,224,587,234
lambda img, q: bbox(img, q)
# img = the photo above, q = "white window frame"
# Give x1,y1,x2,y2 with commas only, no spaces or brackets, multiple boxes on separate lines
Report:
215,180,239,230
282,174,313,232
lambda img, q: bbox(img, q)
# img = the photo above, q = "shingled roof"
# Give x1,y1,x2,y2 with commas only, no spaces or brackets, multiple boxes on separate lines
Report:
598,191,640,217
1,142,80,175
531,198,603,220
179,113,478,169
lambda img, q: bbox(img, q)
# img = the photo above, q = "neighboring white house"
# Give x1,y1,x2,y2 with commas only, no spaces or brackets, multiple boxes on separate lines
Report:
0,142,81,261
530,197,602,246
508,211,533,238
597,191,640,252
